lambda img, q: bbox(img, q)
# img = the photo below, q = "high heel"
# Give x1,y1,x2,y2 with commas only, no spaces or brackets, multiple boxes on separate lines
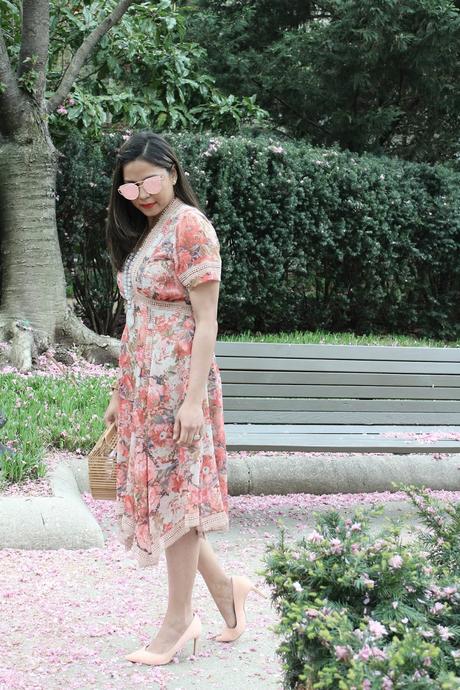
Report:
214,575,268,643
125,613,201,665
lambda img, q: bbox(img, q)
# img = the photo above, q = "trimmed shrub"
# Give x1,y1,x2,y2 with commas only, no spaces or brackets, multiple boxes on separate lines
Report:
56,129,460,339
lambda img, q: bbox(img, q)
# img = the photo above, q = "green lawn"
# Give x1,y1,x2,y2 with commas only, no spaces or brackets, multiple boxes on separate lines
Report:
1,329,458,488
219,330,459,347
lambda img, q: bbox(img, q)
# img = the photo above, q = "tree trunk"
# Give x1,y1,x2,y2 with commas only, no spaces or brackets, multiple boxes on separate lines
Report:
0,128,66,340
0,120,120,370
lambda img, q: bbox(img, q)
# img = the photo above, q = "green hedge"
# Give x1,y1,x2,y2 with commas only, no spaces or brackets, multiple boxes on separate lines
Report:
56,129,460,339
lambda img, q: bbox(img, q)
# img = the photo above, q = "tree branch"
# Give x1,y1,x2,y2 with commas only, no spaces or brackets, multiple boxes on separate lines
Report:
18,0,50,104
46,0,141,114
0,29,25,135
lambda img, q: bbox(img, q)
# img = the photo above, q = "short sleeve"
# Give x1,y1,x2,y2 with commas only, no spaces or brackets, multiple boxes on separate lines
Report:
174,210,221,289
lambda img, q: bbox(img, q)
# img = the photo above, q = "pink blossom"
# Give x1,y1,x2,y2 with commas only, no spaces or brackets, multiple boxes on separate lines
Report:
362,681,371,690
388,555,403,569
334,645,351,661
368,619,387,639
306,609,319,618
357,644,372,661
57,106,68,115
437,625,452,641
308,552,318,561
430,602,444,614
350,522,362,531
307,530,323,543
372,539,386,551
329,538,343,554
383,678,393,689
356,644,386,661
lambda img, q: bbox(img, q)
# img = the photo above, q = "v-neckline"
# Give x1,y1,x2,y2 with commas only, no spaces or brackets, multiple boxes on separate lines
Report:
129,197,184,294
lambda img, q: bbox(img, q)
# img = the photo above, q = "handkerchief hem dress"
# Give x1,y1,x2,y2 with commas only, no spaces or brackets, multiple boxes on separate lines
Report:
114,198,229,568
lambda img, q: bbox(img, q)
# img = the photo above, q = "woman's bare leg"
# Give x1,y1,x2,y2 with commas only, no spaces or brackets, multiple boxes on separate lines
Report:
197,535,237,628
146,527,201,654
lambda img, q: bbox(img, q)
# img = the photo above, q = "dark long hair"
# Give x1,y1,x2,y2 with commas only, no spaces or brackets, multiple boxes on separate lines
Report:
106,131,202,272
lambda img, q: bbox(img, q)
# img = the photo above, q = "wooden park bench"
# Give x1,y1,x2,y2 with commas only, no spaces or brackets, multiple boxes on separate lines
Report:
215,341,460,454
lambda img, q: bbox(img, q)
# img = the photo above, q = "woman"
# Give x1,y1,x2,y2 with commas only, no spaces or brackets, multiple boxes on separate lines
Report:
104,131,265,667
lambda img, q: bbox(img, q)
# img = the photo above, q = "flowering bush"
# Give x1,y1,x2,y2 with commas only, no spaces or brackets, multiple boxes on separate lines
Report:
260,484,460,689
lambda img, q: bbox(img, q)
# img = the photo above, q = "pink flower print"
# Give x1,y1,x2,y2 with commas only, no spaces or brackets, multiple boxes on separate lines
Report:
174,338,192,357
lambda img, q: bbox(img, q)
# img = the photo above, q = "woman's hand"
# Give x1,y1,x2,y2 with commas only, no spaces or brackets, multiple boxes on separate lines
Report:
173,400,204,447
104,391,119,429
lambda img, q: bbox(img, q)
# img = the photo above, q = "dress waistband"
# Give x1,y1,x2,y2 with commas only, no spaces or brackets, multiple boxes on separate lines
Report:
129,292,193,313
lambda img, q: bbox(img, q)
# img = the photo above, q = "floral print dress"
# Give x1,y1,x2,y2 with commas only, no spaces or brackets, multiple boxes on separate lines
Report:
115,198,229,568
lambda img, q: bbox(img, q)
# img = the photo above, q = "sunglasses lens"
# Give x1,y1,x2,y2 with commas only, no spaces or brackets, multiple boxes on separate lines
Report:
143,176,162,194
118,183,138,200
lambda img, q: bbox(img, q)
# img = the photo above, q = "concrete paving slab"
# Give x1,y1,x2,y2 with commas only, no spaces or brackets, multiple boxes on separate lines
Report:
0,492,434,690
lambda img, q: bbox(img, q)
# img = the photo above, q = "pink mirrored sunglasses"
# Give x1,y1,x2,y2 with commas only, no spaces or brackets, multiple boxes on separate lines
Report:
118,174,164,200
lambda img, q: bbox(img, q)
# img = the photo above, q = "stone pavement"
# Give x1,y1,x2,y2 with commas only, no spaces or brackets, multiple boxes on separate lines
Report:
1,493,427,690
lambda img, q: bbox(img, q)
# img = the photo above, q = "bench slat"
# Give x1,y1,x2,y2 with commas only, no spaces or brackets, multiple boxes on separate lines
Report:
217,357,460,375
220,370,460,387
224,410,460,424
224,423,460,434
222,384,460,400
223,398,460,412
224,429,460,453
216,341,460,362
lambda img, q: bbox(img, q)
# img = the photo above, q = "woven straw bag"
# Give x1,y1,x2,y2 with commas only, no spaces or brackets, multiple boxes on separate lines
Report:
88,421,118,501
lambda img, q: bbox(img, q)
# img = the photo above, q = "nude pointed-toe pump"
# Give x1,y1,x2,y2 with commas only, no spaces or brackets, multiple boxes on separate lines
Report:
214,575,268,643
125,613,201,666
